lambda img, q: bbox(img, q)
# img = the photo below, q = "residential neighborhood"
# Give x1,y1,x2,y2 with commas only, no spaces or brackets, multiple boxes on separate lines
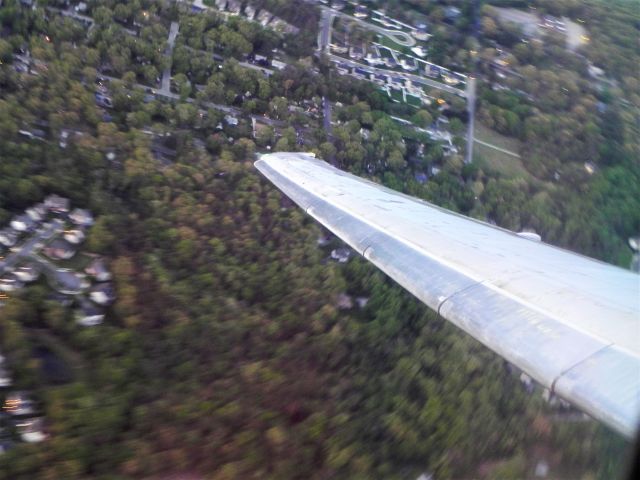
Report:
0,195,116,454
0,195,113,325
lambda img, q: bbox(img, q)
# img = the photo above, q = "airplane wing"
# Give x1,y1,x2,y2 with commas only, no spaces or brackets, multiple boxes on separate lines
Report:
255,152,640,439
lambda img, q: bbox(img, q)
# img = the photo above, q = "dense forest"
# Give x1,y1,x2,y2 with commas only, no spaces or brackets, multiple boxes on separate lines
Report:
0,0,636,479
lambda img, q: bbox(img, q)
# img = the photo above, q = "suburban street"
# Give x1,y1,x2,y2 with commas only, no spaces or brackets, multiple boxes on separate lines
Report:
322,96,332,136
161,22,180,95
465,0,481,164
0,219,64,276
327,54,466,97
465,76,477,164
318,8,335,51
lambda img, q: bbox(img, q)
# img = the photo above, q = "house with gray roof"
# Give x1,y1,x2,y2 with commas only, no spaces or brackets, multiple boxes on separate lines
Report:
75,298,105,326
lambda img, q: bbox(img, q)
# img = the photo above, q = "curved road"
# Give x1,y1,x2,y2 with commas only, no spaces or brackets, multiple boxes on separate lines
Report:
324,7,416,47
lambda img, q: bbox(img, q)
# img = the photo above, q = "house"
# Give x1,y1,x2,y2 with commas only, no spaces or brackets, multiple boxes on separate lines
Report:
355,296,369,308
53,268,89,295
226,0,241,15
317,235,332,247
271,60,287,70
0,274,24,293
411,46,427,58
58,129,72,147
365,50,384,66
224,114,239,127
331,247,351,263
63,228,85,245
335,61,350,74
414,172,427,184
215,0,227,10
330,43,348,55
3,391,36,416
400,57,418,71
588,63,605,79
26,203,47,221
244,5,256,20
13,264,40,283
349,46,365,60
331,0,345,10
75,2,87,13
354,5,368,18
444,6,461,21
75,298,105,326
413,23,429,41
0,355,12,388
43,239,76,260
384,57,398,68
69,208,94,226
519,372,535,393
16,417,46,443
44,194,70,213
0,229,18,247
336,293,353,309
89,282,116,306
95,93,113,108
534,460,549,478
372,73,387,85
257,10,272,26
85,257,111,281
426,64,441,77
254,54,269,65
10,214,36,232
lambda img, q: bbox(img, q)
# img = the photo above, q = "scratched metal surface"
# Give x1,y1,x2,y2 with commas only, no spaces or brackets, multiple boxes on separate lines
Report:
255,152,640,438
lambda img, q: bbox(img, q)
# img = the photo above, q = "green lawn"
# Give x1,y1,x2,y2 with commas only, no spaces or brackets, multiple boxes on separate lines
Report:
473,122,531,180
389,88,403,103
474,122,522,154
474,143,531,180
377,35,411,55
406,94,422,107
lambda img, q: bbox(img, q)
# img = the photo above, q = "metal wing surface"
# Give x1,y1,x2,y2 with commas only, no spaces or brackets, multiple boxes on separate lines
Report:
255,152,640,438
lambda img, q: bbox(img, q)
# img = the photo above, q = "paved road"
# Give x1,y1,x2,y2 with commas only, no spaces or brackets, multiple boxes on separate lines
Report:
0,219,64,277
102,74,288,130
318,9,335,51
323,7,416,47
322,96,332,136
47,7,95,30
465,76,477,164
327,54,466,97
210,52,275,77
464,0,482,165
161,22,180,95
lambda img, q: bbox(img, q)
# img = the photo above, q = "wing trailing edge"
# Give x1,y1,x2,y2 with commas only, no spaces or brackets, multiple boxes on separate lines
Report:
255,152,640,438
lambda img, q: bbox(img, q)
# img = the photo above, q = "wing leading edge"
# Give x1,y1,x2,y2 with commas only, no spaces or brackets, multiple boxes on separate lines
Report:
255,152,640,438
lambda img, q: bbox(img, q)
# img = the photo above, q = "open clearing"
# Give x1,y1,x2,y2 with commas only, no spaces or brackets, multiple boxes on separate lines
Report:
473,122,531,179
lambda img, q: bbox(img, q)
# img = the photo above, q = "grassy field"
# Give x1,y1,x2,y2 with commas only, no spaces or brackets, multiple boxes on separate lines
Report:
473,122,531,180
377,35,411,55
475,122,522,153
474,143,531,180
